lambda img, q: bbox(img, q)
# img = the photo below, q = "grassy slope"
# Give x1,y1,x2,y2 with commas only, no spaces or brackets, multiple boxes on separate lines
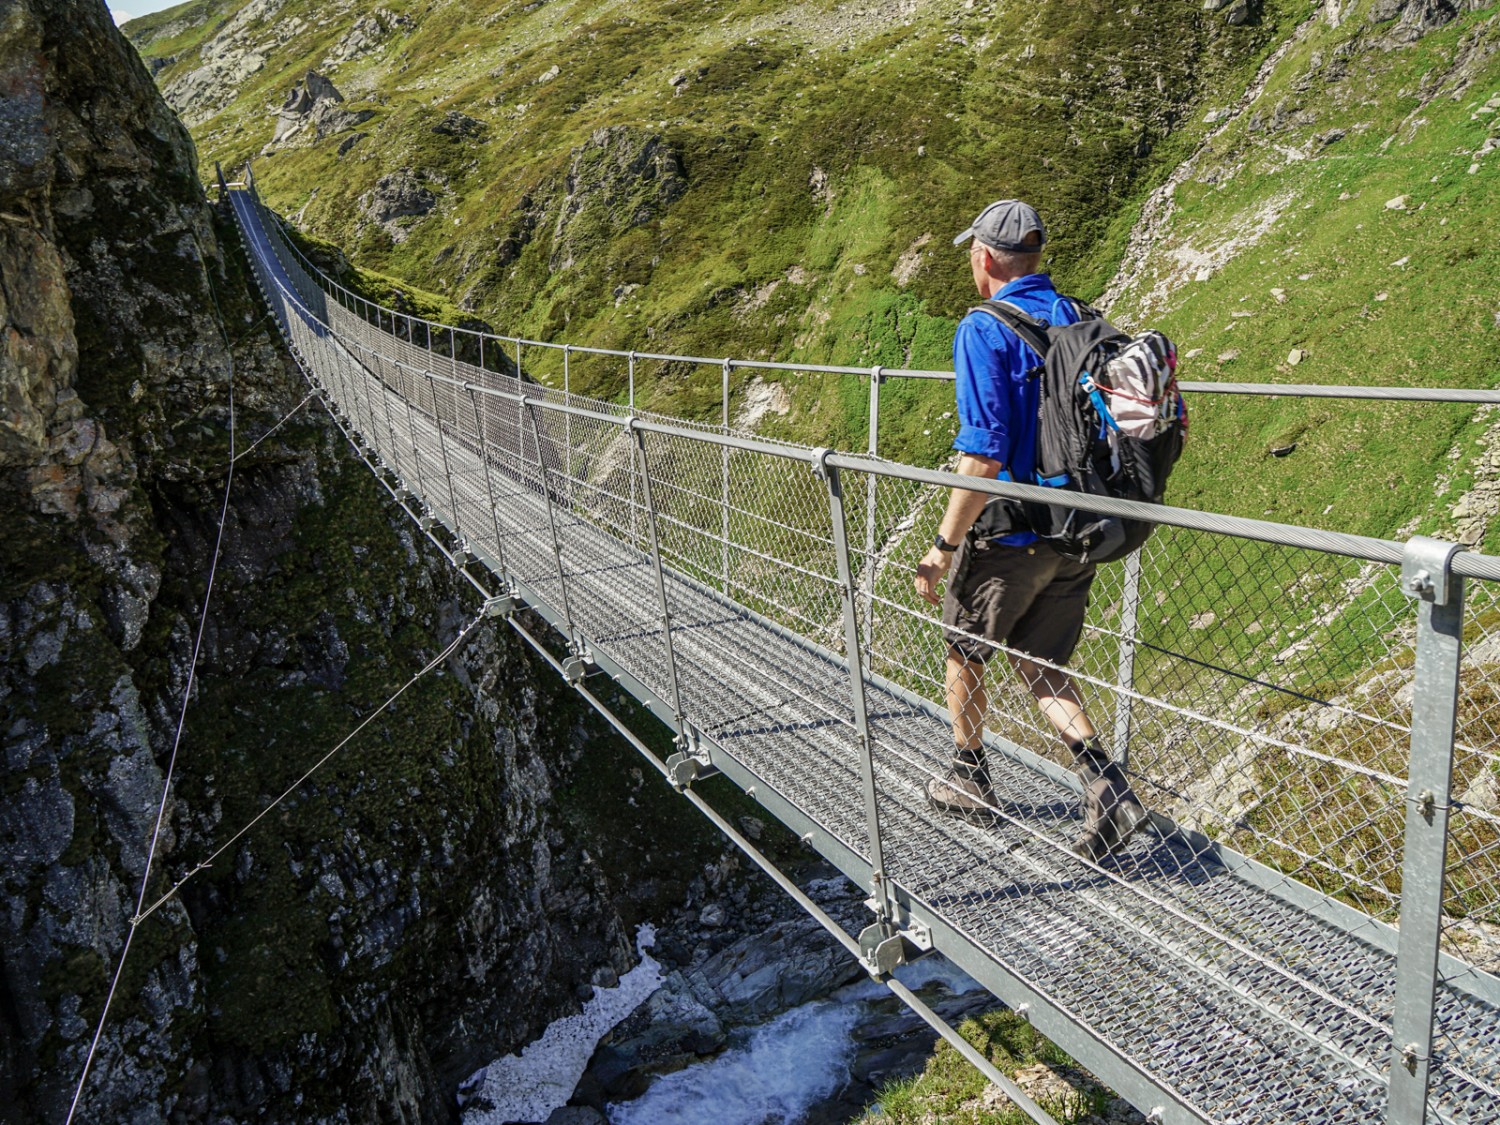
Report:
129,0,1295,462
1109,1,1500,544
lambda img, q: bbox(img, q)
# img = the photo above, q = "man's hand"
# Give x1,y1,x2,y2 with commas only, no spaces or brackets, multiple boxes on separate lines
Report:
915,546,953,606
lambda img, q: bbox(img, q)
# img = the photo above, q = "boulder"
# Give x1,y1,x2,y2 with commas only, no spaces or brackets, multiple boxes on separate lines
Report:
584,971,725,1098
271,70,373,146
360,170,440,241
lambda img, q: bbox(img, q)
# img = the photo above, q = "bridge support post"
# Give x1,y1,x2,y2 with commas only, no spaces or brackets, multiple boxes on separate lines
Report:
466,385,511,579
863,367,882,671
563,344,572,505
628,351,639,550
816,449,896,954
1388,535,1464,1125
1112,548,1143,770
424,374,463,544
521,395,578,649
721,358,732,593
398,384,433,508
627,420,688,754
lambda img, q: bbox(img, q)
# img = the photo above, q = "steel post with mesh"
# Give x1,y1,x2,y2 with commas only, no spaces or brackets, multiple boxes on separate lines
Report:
821,452,892,930
521,395,577,646
1112,547,1143,769
630,423,686,743
1389,536,1465,1125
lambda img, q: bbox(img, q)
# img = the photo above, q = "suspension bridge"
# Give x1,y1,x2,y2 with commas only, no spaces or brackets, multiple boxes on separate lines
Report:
225,169,1500,1125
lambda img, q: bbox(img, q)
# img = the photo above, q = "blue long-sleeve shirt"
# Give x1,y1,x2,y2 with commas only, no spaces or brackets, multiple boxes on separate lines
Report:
952,273,1079,546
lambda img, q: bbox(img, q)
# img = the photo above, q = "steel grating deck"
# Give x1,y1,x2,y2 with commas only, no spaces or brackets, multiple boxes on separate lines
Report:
230,189,1500,1125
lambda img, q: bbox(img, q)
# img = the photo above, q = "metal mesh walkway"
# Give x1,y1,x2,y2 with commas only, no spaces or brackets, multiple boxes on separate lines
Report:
228,182,1500,1125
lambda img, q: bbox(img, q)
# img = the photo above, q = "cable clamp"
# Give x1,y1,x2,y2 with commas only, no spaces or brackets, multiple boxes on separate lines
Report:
1401,535,1462,605
1400,1041,1427,1074
1409,788,1450,818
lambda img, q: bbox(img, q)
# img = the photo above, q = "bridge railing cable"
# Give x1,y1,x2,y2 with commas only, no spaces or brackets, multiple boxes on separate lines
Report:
232,175,1500,1125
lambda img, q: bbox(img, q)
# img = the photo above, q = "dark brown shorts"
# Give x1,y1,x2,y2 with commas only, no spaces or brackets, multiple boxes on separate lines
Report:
941,539,1096,665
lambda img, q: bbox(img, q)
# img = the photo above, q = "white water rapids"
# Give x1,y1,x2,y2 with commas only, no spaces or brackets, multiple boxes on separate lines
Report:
459,918,982,1125
607,955,982,1125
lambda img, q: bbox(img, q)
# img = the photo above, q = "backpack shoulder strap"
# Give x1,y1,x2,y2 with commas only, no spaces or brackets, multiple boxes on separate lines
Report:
968,299,1052,361
1062,296,1102,324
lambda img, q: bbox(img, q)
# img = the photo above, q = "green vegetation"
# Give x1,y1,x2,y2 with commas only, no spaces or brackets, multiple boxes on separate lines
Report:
860,1009,1111,1125
131,0,1297,427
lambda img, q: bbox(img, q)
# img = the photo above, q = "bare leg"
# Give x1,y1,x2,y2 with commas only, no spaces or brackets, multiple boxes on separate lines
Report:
928,648,996,816
1013,656,1095,746
1009,657,1147,858
945,648,988,751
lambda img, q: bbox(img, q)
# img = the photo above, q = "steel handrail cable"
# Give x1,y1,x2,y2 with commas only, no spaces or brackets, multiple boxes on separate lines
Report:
265,292,1426,569
66,233,242,1124
241,180,1500,406
232,389,317,462
271,276,1497,587
240,217,1500,1107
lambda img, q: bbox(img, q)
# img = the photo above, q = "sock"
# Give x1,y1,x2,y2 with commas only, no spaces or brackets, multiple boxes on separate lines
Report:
1067,737,1109,764
954,745,986,773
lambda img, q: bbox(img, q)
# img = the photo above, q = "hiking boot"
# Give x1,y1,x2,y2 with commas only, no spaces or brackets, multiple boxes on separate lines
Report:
927,753,997,821
1069,748,1149,861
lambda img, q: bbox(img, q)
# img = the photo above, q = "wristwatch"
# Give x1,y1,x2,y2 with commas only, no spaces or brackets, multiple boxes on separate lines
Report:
934,534,960,553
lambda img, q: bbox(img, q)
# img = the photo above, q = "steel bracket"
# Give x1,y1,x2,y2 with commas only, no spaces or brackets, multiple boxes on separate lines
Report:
1401,535,1461,605
419,513,436,532
666,728,718,787
858,922,907,977
864,896,934,957
453,544,475,568
482,593,518,619
560,654,591,682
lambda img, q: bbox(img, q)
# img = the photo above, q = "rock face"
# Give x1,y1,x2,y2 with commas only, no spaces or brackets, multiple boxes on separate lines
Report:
322,7,415,68
361,169,442,242
0,4,658,1123
550,127,687,271
270,70,372,147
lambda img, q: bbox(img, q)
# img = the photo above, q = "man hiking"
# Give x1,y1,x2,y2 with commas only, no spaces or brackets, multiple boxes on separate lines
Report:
913,199,1149,861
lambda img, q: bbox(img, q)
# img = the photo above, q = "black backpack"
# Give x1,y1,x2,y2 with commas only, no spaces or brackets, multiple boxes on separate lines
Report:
967,298,1187,565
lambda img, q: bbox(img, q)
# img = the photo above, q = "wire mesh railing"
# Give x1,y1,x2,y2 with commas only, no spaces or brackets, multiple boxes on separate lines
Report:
229,170,1500,1125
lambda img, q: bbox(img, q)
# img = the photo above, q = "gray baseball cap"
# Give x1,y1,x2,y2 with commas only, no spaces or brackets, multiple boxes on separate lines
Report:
952,199,1046,251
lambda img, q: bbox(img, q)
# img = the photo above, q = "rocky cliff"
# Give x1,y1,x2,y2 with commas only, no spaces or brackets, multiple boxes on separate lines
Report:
0,3,691,1121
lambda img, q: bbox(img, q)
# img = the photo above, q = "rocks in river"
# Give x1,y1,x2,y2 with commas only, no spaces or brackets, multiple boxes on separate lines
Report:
579,874,868,1102
584,970,727,1098
692,915,867,1024
546,1108,608,1125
